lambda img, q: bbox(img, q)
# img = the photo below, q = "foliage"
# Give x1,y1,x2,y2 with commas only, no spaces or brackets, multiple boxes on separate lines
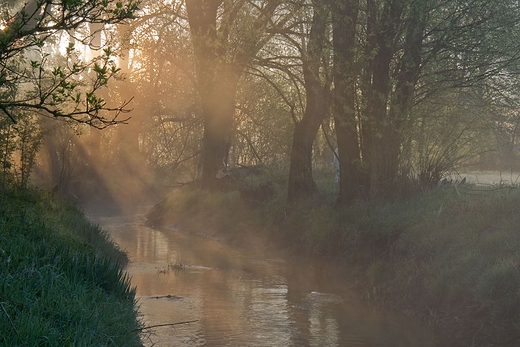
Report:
0,117,16,191
409,88,495,187
0,188,142,346
0,0,139,128
0,0,140,196
16,0,519,203
124,0,200,183
61,0,298,189
2,0,519,202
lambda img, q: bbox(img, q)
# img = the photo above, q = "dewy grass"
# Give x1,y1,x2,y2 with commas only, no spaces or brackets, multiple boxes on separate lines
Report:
0,188,142,346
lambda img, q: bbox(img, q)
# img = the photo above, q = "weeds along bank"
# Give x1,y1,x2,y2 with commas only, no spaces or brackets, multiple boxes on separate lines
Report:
147,177,520,347
0,189,143,346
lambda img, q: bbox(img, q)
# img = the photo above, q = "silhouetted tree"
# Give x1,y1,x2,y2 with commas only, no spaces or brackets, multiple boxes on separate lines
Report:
287,0,329,202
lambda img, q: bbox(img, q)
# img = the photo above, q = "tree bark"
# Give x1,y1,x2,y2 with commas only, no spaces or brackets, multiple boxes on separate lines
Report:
186,0,279,189
332,0,361,204
365,0,404,198
386,0,425,184
199,69,239,185
186,0,235,188
287,0,328,202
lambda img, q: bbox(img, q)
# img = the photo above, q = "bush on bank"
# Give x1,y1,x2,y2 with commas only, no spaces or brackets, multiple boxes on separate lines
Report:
0,188,143,346
147,170,520,347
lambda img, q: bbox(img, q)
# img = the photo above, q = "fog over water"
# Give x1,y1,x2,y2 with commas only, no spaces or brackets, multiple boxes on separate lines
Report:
90,211,435,347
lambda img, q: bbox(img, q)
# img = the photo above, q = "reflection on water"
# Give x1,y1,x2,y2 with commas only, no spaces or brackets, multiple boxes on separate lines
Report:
91,213,435,347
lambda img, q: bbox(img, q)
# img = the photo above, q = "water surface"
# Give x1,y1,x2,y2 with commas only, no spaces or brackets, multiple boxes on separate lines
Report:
92,212,435,347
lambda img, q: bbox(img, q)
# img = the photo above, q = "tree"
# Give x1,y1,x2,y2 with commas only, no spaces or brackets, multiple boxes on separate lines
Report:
185,0,285,188
287,0,329,202
329,0,520,202
0,0,138,128
331,0,361,204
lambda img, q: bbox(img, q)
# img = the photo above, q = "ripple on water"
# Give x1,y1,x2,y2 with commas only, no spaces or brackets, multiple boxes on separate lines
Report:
99,214,435,347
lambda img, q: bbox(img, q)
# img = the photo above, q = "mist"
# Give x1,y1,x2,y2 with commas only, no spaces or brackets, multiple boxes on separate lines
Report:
3,0,520,346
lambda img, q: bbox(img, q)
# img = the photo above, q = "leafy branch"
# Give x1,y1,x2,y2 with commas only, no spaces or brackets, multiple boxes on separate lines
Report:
0,0,139,127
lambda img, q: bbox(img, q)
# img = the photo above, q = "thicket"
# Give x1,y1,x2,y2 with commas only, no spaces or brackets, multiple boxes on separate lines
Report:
147,170,520,347
0,188,143,346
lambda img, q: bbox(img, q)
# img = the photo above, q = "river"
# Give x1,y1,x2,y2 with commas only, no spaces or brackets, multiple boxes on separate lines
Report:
90,210,435,347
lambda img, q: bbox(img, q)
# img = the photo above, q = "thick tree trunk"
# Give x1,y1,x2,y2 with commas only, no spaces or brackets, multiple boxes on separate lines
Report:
287,117,320,202
187,0,280,189
367,46,393,198
332,0,361,204
187,0,233,188
287,0,328,202
365,0,404,198
199,71,239,187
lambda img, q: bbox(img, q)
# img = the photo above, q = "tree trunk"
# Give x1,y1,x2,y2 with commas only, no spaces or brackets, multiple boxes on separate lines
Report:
187,0,281,188
358,0,377,194
187,0,229,188
365,0,404,198
386,1,425,185
332,0,361,204
367,46,392,198
199,70,239,187
287,0,328,202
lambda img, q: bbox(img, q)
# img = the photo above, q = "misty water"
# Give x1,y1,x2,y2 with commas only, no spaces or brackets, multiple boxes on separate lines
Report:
90,210,435,347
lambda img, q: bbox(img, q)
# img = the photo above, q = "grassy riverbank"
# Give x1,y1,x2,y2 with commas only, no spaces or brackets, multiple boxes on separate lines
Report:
0,188,143,346
147,171,520,347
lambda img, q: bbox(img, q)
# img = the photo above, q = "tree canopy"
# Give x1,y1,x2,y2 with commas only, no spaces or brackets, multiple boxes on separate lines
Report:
0,0,138,128
3,0,520,201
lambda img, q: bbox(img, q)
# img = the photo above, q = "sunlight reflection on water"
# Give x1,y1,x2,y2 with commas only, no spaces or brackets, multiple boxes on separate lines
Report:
91,213,435,347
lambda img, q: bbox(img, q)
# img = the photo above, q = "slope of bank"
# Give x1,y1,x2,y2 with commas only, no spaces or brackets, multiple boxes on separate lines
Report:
0,188,143,346
147,179,520,347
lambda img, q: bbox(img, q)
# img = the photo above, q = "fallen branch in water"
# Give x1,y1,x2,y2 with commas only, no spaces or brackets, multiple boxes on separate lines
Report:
131,319,199,332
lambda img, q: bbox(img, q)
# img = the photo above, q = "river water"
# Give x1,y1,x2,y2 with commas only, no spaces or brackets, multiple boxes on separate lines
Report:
90,211,435,347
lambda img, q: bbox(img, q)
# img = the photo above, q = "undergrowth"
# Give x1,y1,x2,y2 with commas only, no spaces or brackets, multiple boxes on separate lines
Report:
0,188,143,346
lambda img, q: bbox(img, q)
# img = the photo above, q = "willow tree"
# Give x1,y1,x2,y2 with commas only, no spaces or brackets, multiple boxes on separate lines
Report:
361,0,427,198
331,0,361,204
330,0,520,202
287,0,329,202
186,0,286,188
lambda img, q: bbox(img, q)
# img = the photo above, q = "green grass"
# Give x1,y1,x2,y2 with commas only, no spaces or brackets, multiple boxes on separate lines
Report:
146,170,520,346
0,188,143,346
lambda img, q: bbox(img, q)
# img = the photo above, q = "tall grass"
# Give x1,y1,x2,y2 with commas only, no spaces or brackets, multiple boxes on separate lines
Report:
0,188,142,346
147,169,520,346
